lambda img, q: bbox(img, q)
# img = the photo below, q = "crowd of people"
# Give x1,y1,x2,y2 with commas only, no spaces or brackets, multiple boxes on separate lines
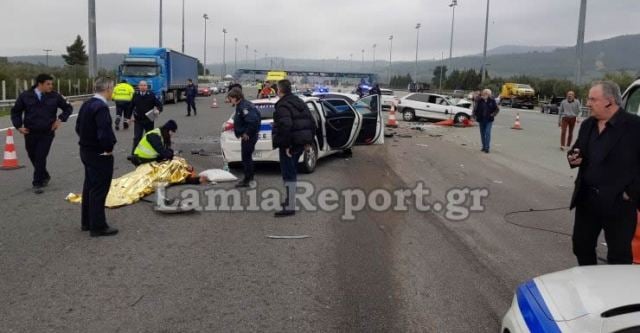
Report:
9,73,639,264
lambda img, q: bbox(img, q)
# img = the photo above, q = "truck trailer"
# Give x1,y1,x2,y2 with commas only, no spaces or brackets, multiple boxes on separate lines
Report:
118,47,199,104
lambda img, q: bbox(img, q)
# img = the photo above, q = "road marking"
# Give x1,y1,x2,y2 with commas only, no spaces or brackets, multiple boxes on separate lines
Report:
0,106,115,133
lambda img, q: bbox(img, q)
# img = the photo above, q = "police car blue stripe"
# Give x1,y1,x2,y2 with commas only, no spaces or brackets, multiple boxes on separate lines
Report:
259,124,272,131
516,280,562,333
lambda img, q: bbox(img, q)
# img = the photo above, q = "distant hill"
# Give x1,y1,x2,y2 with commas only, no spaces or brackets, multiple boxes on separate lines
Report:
6,34,640,82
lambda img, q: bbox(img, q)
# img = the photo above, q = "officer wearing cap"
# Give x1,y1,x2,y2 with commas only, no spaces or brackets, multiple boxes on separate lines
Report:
132,120,178,165
11,73,73,194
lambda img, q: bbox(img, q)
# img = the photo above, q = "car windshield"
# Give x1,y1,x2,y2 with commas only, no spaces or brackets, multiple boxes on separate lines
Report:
121,65,158,77
517,84,532,89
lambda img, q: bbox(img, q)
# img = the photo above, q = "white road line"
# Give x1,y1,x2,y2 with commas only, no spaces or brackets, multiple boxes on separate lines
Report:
0,106,116,133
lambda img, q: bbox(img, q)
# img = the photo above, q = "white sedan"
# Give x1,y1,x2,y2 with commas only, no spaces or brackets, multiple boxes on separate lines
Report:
220,95,384,173
501,266,640,333
397,92,473,123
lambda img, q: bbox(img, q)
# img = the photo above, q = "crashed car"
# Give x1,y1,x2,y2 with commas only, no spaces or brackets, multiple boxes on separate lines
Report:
220,95,384,173
397,92,473,123
501,266,640,333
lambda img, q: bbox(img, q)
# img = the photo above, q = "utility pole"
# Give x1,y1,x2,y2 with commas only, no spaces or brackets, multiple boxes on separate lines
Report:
415,23,421,83
87,0,97,78
575,0,587,85
439,52,444,91
234,38,238,74
481,0,490,84
372,44,376,71
43,49,52,68
159,0,163,47
350,53,353,71
448,0,458,71
361,49,364,71
181,0,185,52
388,35,393,84
222,28,227,77
202,14,208,76
245,45,249,67
253,49,257,81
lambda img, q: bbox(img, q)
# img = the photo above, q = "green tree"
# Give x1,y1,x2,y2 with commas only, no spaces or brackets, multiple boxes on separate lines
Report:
431,65,447,89
603,71,635,92
62,35,88,66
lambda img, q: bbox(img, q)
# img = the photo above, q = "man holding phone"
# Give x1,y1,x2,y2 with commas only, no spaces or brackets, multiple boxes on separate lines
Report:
568,81,640,265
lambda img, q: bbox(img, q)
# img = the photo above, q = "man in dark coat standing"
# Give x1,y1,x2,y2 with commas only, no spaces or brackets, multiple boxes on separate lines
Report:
568,80,640,265
473,88,499,153
185,79,197,116
272,80,316,217
11,73,73,193
128,80,162,155
75,77,118,237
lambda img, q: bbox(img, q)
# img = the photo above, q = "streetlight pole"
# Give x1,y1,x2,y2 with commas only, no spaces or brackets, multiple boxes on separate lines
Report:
361,49,364,71
222,28,227,77
481,0,490,84
234,37,238,74
253,49,257,81
388,35,393,84
372,44,376,71
415,23,421,83
87,0,97,78
439,52,444,91
575,0,587,85
202,14,208,76
181,0,185,53
448,0,458,71
350,53,353,71
159,0,163,47
43,49,52,68
245,45,249,67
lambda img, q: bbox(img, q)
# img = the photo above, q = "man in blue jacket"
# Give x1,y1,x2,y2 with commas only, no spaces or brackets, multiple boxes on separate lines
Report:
75,77,118,237
11,73,73,193
185,79,197,116
473,89,499,153
227,88,260,187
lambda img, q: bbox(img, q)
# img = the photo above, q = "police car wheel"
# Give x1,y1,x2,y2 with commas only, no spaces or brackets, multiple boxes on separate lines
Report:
300,143,318,174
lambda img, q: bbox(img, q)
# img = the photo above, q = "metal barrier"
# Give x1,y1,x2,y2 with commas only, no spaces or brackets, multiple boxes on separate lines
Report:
0,94,94,108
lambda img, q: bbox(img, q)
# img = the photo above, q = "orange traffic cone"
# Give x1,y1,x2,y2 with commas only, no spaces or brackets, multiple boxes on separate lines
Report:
386,104,398,128
1,128,24,170
210,96,219,108
633,211,640,264
511,113,523,130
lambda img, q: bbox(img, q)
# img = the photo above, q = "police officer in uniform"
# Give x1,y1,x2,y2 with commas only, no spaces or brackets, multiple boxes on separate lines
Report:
11,73,73,194
75,77,118,237
185,79,197,116
227,88,260,187
111,80,134,130
132,120,177,165
128,80,162,155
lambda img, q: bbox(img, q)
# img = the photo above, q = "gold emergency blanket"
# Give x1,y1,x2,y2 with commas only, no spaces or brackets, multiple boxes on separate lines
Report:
66,157,192,208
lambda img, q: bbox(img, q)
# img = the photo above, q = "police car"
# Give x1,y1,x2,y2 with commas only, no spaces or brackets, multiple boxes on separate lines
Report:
220,95,384,173
501,266,640,333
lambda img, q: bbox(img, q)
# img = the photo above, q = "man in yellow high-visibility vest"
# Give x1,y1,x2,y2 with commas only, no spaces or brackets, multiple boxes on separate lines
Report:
111,80,135,130
132,120,177,165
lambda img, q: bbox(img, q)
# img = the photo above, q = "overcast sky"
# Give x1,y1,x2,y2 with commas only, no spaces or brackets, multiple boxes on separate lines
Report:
2,0,639,63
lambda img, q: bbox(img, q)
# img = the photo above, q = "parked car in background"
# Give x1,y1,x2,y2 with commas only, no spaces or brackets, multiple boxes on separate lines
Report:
380,88,400,110
623,78,640,116
197,86,212,96
541,96,565,114
397,92,473,123
221,95,384,173
209,85,219,94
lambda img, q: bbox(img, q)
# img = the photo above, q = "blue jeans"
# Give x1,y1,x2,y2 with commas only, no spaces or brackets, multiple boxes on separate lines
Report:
478,120,493,151
279,147,303,209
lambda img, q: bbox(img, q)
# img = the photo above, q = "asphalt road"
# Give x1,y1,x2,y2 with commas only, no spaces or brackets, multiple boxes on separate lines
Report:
0,91,585,332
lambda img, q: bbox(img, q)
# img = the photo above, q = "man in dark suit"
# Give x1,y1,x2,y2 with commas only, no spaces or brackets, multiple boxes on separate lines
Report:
128,80,162,155
75,77,118,237
568,81,640,265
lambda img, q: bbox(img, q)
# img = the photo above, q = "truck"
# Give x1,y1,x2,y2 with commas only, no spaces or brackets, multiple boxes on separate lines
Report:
118,47,199,104
499,82,536,109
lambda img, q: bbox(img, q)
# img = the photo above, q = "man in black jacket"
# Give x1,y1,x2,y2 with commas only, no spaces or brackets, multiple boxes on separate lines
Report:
185,79,197,116
473,89,499,153
75,77,118,237
128,80,163,155
11,73,73,193
272,79,316,217
568,81,640,265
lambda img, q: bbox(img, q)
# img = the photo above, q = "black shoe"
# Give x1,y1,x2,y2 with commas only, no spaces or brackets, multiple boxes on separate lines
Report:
32,185,44,194
115,118,120,130
43,176,51,187
186,114,191,117
90,227,119,237
115,125,120,131
235,179,251,188
274,209,295,217
123,121,129,130
81,225,89,231
484,149,490,154
127,155,133,162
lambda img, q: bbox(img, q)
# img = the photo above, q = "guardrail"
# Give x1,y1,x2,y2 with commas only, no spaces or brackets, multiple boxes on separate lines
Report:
0,94,94,108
